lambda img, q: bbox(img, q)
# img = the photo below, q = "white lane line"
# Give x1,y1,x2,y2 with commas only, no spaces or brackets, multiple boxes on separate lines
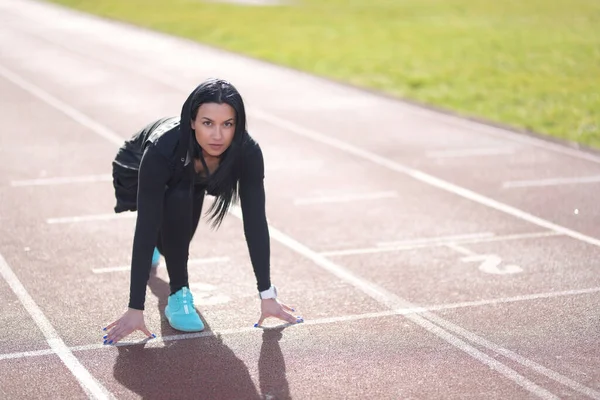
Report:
6,5,600,168
11,174,112,187
426,286,600,312
426,147,516,158
293,191,398,205
445,243,477,256
503,175,600,188
2,34,591,252
322,231,561,257
377,232,495,247
405,105,600,166
232,207,600,399
266,160,323,172
3,285,600,361
6,167,319,187
0,348,56,360
0,64,124,147
47,213,136,224
0,62,583,398
252,110,600,249
91,257,230,273
426,314,600,400
0,252,114,399
229,206,560,400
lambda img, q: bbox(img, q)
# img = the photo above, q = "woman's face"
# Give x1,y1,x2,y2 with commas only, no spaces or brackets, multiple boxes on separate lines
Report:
191,102,236,157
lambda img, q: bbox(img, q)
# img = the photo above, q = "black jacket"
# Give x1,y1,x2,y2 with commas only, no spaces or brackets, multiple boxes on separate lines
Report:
114,116,272,310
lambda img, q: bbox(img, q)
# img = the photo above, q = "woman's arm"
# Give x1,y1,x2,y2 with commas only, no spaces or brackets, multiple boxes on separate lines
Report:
239,143,302,327
239,143,271,293
104,144,171,344
128,144,172,310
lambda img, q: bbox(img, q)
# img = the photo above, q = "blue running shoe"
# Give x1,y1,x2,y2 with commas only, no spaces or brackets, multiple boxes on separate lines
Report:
151,247,161,267
164,287,205,332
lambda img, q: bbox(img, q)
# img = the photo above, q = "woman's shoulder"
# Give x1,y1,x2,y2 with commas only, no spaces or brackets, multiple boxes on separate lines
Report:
241,133,263,159
241,134,265,165
239,133,265,181
143,117,182,159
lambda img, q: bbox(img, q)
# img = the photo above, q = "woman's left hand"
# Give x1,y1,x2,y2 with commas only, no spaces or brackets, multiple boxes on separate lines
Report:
255,298,303,327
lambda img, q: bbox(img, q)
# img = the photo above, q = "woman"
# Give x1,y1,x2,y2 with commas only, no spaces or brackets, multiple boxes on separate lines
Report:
103,78,302,345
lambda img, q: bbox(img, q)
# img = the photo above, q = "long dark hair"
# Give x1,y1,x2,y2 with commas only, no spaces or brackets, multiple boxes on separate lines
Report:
179,78,248,229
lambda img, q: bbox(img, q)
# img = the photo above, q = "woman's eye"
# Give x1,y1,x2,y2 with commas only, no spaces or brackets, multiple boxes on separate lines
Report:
203,121,212,126
224,122,234,127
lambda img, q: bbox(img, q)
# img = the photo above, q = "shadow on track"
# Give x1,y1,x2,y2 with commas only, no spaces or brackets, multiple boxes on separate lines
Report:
112,272,291,399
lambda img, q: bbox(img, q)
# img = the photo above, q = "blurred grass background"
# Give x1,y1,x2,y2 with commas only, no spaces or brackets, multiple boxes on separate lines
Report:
47,0,600,149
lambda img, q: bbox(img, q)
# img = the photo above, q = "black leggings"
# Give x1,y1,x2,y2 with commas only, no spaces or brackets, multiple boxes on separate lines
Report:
155,181,206,296
128,144,207,310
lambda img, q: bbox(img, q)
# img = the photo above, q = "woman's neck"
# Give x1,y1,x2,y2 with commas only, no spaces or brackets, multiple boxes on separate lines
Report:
195,151,220,176
202,150,220,161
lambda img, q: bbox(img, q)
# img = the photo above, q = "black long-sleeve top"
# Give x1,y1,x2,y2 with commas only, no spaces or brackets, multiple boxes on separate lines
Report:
126,124,271,310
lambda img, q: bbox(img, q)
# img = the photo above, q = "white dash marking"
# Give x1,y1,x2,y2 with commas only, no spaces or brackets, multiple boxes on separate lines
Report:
0,252,113,399
446,243,477,256
10,174,112,187
503,175,600,188
187,281,231,305
0,348,56,361
187,282,217,291
426,147,516,158
377,232,495,248
323,231,560,257
195,294,231,306
293,191,397,205
47,213,136,224
92,257,230,273
430,286,600,312
266,160,323,172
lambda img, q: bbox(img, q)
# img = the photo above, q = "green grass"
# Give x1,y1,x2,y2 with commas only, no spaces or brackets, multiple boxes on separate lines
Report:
47,0,600,149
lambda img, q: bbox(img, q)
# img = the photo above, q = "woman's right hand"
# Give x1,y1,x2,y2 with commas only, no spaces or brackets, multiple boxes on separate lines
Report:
103,308,155,345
